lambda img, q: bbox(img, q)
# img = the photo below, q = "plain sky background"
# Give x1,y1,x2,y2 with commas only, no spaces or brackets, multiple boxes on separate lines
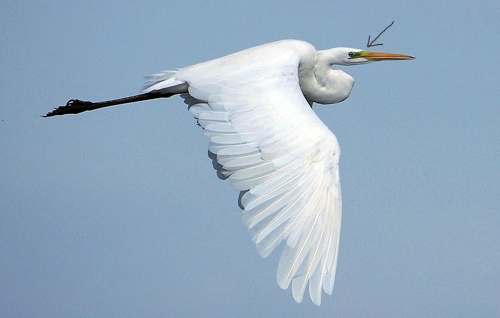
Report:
1,1,499,317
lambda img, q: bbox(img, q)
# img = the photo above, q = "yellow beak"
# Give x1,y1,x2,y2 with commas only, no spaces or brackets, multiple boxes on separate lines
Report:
362,51,415,61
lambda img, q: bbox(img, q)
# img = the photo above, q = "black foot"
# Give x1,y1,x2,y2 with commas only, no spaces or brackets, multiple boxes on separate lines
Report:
43,92,172,118
43,99,94,117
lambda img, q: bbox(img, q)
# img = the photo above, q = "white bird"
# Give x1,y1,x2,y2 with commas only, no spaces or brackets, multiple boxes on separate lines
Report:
45,40,414,305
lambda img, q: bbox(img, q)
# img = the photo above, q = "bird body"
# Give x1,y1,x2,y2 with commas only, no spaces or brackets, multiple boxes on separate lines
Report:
45,40,414,305
144,40,355,105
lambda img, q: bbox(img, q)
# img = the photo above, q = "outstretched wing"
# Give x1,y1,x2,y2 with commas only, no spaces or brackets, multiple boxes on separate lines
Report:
147,40,342,305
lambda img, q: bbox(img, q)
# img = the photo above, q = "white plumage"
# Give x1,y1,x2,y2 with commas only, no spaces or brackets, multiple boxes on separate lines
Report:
46,39,414,305
145,41,342,305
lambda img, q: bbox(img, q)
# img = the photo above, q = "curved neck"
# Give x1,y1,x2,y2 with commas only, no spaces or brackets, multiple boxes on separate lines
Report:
299,59,355,105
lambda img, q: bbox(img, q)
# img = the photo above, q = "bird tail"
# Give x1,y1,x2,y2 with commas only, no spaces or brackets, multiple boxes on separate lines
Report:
142,70,188,95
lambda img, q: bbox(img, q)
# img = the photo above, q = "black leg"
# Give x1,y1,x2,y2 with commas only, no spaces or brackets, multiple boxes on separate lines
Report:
43,92,172,117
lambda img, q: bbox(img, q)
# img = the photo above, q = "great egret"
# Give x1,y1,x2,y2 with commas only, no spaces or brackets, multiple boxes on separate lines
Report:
45,40,414,305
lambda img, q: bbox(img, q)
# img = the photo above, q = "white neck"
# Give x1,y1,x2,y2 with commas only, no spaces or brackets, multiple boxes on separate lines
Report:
299,52,355,105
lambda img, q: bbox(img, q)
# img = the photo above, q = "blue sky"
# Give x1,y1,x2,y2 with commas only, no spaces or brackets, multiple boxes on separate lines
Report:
1,1,499,317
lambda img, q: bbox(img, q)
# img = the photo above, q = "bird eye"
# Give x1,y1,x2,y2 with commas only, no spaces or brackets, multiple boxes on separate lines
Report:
348,52,355,58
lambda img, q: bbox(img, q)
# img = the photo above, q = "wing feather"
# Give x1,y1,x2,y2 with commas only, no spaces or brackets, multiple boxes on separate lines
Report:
145,40,342,305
